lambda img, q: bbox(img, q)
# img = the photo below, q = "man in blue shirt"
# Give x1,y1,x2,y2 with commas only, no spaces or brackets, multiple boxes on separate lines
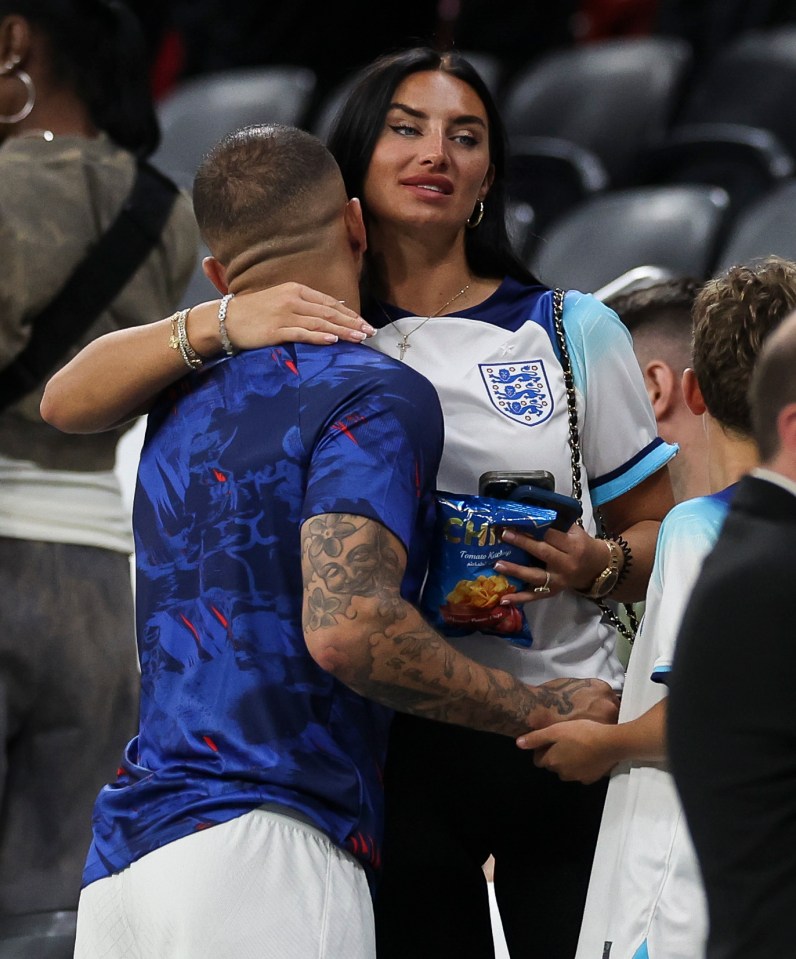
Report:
72,124,618,958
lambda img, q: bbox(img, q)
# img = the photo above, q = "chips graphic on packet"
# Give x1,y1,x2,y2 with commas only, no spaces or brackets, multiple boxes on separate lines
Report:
420,492,560,647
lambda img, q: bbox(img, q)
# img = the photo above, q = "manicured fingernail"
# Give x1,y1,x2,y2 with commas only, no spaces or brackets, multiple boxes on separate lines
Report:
494,561,506,572
324,334,339,343
501,530,516,543
362,323,376,335
351,331,368,341
516,737,529,749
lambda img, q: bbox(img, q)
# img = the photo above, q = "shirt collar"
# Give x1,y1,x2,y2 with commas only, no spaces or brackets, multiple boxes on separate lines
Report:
751,467,796,499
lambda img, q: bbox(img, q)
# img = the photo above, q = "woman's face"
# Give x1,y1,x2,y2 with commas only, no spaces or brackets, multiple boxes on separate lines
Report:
363,70,494,236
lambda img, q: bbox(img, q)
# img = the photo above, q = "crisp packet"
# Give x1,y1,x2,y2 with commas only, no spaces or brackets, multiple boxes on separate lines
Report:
420,492,558,648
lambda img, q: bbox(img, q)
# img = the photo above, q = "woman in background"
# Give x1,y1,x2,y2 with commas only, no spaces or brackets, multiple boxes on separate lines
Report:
0,0,197,944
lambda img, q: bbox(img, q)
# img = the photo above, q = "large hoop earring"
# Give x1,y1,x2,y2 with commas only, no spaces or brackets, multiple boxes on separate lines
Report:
0,62,35,124
466,198,485,230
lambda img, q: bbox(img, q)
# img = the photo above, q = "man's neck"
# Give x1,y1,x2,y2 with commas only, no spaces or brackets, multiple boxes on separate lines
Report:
228,257,361,314
705,417,759,493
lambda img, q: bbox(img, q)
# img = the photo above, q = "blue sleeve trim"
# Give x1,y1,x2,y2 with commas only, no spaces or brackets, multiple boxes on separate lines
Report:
590,437,678,508
651,665,671,686
631,941,650,959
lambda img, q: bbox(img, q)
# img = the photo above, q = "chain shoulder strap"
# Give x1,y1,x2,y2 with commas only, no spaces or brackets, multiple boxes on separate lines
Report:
550,288,638,645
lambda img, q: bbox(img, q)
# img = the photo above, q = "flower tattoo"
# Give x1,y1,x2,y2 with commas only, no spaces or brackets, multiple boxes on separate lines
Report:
307,515,358,559
307,587,343,629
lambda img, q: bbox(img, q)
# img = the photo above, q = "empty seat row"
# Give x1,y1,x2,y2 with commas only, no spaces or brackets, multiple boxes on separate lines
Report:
503,26,796,251
526,179,796,296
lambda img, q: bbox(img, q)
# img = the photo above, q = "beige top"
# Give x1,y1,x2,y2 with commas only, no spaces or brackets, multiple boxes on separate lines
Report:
0,132,199,472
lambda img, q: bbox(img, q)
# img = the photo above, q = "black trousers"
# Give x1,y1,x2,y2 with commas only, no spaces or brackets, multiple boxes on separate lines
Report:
374,713,608,959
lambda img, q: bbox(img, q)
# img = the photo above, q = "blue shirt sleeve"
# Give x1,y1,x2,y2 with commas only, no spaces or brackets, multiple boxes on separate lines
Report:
298,347,444,573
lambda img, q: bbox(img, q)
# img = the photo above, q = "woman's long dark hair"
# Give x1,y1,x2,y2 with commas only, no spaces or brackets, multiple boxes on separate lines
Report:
327,46,540,289
1,0,159,156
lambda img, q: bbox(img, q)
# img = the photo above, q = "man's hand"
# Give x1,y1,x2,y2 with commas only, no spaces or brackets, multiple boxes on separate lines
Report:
535,677,620,727
515,720,621,784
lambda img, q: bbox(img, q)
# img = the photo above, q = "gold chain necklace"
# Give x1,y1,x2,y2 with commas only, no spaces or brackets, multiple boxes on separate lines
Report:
378,284,471,361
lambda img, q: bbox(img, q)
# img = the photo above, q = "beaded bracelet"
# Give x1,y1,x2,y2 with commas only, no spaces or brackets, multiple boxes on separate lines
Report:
218,293,237,356
610,533,633,590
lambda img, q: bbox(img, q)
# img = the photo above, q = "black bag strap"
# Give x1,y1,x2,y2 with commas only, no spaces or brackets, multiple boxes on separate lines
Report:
0,160,180,413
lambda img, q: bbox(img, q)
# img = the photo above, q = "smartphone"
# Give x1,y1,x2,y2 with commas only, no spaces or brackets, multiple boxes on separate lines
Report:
479,470,555,497
478,470,582,532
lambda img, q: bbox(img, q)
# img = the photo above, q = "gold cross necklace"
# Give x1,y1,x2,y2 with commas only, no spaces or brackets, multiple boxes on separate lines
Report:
378,284,471,361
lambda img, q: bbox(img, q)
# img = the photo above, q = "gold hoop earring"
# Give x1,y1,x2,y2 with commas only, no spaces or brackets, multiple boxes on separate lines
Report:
467,199,485,230
0,62,35,124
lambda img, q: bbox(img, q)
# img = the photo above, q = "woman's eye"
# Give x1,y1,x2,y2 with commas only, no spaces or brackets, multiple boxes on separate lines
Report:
452,132,479,147
390,123,419,137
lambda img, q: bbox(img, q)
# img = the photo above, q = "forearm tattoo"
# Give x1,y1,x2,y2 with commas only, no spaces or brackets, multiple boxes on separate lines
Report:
301,514,605,736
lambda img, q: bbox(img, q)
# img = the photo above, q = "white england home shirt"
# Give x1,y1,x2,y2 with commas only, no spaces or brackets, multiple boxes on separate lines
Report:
576,487,735,959
368,278,676,689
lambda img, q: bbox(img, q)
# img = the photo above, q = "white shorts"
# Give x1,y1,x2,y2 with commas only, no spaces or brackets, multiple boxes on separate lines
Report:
74,807,375,959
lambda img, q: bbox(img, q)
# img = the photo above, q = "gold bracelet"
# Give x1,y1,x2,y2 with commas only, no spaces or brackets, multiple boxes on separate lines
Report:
173,308,203,370
168,310,181,352
577,538,623,599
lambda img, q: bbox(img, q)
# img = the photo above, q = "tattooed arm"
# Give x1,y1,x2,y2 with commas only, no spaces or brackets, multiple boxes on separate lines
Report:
301,513,619,738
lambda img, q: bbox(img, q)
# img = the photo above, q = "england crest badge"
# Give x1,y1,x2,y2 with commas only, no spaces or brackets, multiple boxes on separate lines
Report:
479,360,553,426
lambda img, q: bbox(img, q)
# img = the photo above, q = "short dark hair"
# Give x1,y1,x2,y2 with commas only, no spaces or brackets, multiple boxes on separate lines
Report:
692,256,796,436
193,124,342,263
2,0,159,156
749,312,796,460
606,276,701,373
327,46,539,296
605,276,701,337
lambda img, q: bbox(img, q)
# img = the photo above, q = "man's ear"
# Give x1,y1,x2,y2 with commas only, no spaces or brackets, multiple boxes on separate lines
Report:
201,256,228,295
643,360,679,420
344,197,367,256
682,368,707,416
777,402,796,456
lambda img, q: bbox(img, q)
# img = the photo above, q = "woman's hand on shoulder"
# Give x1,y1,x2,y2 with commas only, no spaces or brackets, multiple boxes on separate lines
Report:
224,283,375,350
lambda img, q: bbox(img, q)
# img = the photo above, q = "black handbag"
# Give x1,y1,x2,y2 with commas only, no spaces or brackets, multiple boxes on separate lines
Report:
0,160,180,413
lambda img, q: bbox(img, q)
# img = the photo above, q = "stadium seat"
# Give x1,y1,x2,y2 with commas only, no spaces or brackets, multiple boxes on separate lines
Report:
151,66,317,181
636,27,796,214
530,184,730,292
673,26,796,161
499,36,692,185
713,179,796,272
507,135,609,259
638,122,793,215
